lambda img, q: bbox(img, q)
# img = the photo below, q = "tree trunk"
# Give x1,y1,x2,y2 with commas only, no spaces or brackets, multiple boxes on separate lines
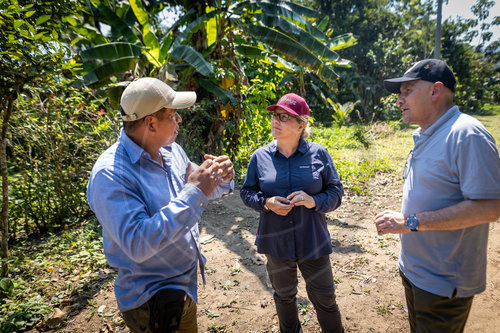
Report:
434,0,442,59
0,96,13,276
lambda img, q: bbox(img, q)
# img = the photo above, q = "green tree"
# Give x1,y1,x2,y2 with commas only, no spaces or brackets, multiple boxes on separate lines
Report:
471,0,497,51
76,0,357,158
441,18,498,111
300,0,415,121
0,0,85,275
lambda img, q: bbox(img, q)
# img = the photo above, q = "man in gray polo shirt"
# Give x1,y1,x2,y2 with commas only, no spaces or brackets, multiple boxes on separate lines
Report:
374,59,500,332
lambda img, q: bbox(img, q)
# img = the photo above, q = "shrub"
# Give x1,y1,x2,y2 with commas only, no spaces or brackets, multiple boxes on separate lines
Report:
309,124,392,194
8,86,119,238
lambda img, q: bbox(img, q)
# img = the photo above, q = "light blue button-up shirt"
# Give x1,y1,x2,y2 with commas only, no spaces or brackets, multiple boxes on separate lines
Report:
87,129,233,312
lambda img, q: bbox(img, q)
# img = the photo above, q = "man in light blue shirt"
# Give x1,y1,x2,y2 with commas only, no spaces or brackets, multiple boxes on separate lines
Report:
87,77,234,332
374,59,500,332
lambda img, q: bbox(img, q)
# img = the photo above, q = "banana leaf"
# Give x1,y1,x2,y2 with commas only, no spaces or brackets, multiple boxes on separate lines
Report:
230,0,317,21
129,0,148,27
240,23,323,69
198,78,236,104
257,14,340,62
170,45,213,76
329,33,358,51
176,10,221,45
235,44,266,59
142,23,161,66
277,73,297,89
81,42,142,60
97,4,138,43
83,56,138,86
159,8,196,61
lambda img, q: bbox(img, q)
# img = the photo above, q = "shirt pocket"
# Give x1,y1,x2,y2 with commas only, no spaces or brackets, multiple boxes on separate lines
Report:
295,164,315,179
293,164,323,194
311,163,324,180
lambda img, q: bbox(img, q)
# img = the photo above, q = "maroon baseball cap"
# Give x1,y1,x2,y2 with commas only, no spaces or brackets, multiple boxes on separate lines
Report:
266,93,310,116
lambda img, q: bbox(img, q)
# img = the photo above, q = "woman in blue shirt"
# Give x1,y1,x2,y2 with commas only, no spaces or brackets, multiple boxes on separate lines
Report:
240,93,344,333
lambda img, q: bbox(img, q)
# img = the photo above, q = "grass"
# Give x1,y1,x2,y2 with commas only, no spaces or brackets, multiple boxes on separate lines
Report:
310,122,413,194
311,111,500,195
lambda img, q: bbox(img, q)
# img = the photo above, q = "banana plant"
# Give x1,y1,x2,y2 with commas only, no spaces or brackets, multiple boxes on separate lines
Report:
228,0,357,91
76,0,358,157
77,0,215,105
78,0,357,101
329,100,360,127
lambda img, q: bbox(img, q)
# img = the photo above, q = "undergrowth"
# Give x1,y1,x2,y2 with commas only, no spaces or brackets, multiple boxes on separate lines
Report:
0,218,110,332
309,122,408,194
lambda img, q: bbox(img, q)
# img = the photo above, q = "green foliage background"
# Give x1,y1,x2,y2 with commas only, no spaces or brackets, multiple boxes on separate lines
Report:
8,86,120,239
0,0,499,331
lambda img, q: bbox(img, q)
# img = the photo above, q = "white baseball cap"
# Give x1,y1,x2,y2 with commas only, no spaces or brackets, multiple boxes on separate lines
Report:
120,77,197,121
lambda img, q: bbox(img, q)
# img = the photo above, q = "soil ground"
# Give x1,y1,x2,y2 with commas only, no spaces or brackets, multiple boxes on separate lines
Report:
48,174,500,333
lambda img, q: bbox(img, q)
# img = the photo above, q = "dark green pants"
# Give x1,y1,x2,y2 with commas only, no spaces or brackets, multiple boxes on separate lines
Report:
265,254,344,333
121,291,198,333
400,270,474,333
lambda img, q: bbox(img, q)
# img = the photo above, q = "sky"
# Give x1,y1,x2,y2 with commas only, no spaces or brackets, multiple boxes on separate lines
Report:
443,0,500,45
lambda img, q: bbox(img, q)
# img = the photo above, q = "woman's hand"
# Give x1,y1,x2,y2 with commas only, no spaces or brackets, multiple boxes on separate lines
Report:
287,191,316,209
265,196,293,216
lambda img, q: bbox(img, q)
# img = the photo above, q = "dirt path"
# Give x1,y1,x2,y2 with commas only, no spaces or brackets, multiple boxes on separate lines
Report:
58,178,500,333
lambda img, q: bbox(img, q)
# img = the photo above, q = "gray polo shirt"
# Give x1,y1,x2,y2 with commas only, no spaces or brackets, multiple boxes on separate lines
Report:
400,106,500,298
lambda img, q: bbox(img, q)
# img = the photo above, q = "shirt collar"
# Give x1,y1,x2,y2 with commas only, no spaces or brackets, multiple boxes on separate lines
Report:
270,138,309,156
118,128,146,164
413,105,459,141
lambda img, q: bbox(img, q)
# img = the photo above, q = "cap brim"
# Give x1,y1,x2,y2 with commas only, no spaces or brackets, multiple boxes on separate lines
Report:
383,77,419,93
266,104,300,116
168,91,197,109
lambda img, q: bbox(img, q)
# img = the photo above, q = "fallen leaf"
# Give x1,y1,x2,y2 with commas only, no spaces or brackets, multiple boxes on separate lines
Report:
44,308,66,328
201,235,215,244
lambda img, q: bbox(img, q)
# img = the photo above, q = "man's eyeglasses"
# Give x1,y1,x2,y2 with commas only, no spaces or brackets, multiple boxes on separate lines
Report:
152,109,182,122
270,112,296,122
167,112,182,122
402,149,413,180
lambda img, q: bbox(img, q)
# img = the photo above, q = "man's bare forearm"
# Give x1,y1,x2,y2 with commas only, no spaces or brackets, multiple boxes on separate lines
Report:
417,199,500,231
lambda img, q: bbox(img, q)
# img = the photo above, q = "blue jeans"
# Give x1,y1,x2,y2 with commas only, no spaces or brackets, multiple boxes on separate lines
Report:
265,254,344,333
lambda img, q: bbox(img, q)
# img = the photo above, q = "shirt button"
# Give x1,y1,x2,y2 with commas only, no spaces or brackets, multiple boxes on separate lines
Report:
186,226,189,230
200,203,204,207
289,221,293,224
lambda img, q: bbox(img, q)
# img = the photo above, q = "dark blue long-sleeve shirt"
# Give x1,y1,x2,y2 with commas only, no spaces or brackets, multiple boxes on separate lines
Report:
240,139,343,260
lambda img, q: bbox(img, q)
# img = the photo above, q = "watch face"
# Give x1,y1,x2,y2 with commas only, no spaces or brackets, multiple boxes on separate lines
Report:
407,216,418,229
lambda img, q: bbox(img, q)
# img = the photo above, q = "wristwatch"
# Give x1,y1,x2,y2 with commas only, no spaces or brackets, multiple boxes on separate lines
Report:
406,214,419,232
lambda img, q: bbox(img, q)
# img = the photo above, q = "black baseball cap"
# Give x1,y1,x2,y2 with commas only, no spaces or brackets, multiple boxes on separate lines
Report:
383,59,456,93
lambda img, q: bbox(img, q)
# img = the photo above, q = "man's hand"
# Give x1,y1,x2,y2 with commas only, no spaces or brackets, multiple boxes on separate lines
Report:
204,154,234,182
186,159,222,196
287,191,316,209
374,210,410,235
186,154,234,196
265,196,293,216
